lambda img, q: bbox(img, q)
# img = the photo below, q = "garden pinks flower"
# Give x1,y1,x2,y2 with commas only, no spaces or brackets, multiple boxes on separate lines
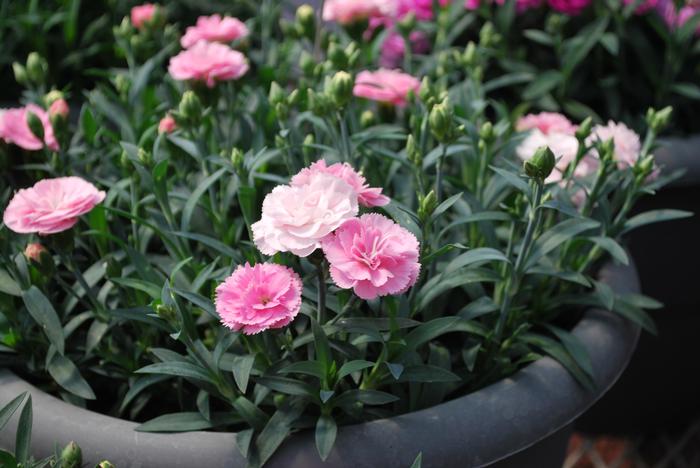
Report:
321,213,420,300
168,42,249,88
353,69,421,106
0,104,58,151
215,263,302,335
181,14,249,49
130,3,159,30
322,0,396,25
397,0,450,20
547,0,591,14
252,172,359,257
586,121,642,169
291,159,390,208
380,31,430,68
517,112,577,135
3,177,105,235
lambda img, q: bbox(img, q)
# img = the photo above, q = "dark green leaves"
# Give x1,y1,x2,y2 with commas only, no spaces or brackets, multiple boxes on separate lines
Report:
22,286,64,355
0,269,21,297
47,354,96,400
622,210,693,234
136,361,214,384
315,415,337,461
0,393,27,432
232,354,257,393
14,395,32,466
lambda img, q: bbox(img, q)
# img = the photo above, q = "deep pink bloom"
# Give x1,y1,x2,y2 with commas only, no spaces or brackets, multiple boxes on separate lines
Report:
623,0,658,13
3,177,106,235
291,160,390,208
48,99,69,120
181,14,249,49
587,121,642,169
353,69,421,106
158,114,177,134
658,0,700,33
215,263,302,335
168,42,249,88
131,4,158,30
24,243,47,262
0,104,58,151
398,0,450,20
380,31,430,68
322,214,420,300
517,112,577,135
547,0,591,14
323,0,396,24
252,173,359,257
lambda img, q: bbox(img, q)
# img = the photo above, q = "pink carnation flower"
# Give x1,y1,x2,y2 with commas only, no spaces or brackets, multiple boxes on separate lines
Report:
587,121,642,169
158,114,177,134
353,69,421,107
252,173,359,257
0,104,58,151
323,0,396,24
516,112,576,135
547,0,591,15
181,14,249,49
322,213,421,300
380,31,430,68
168,42,249,88
3,177,106,235
398,0,450,20
215,263,302,335
131,3,158,30
291,160,390,208
658,0,700,33
516,129,580,183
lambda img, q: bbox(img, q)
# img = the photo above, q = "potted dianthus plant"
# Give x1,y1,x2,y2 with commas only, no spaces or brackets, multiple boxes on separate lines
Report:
0,1,685,467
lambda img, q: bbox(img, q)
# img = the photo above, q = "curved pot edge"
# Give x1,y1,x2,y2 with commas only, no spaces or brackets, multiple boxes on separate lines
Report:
0,260,641,468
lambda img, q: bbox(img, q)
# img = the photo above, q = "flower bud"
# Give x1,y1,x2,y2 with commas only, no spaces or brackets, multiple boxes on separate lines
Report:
26,52,48,84
479,22,495,48
60,441,82,468
648,106,673,133
634,155,655,181
155,303,176,324
328,42,348,69
360,110,376,128
24,243,47,263
296,4,315,39
523,146,556,180
158,114,177,134
26,111,45,143
268,82,286,107
575,117,593,141
288,89,301,107
137,147,152,167
12,62,28,86
303,134,315,159
97,461,116,468
406,134,422,166
463,41,477,67
397,12,417,36
429,100,452,143
231,147,245,174
418,190,438,222
419,76,433,104
479,121,494,142
114,74,130,97
44,90,65,107
49,99,70,127
327,71,354,108
300,51,316,77
600,138,616,164
179,90,202,123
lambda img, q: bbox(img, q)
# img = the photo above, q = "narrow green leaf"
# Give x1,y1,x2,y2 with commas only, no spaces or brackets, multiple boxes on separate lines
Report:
410,452,423,468
315,415,337,461
232,354,256,393
257,376,316,398
236,428,255,458
337,360,374,380
385,362,404,380
0,269,21,297
526,218,600,268
120,375,169,413
399,365,461,383
278,360,324,379
22,286,64,355
546,325,594,378
136,412,240,432
622,209,693,234
312,318,332,380
47,354,96,400
15,395,32,465
613,300,658,334
522,70,562,100
181,168,227,231
431,192,463,219
587,236,628,265
490,166,530,194
110,277,161,299
417,269,500,311
0,393,27,432
256,402,306,466
444,247,509,274
333,389,399,407
136,362,214,384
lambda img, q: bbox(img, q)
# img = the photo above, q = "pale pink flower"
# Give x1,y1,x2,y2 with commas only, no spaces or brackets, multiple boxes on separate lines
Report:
168,42,249,88
547,0,591,14
131,3,158,30
380,31,430,68
48,99,70,120
323,0,397,24
24,243,47,262
516,112,576,135
0,104,58,151
181,15,249,49
587,121,642,169
3,177,106,235
353,69,421,107
215,263,302,335
252,173,359,257
322,214,421,300
291,160,390,208
516,129,580,183
158,114,177,134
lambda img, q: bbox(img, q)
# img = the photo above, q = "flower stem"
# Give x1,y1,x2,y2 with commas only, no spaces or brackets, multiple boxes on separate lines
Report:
435,144,447,202
315,261,327,325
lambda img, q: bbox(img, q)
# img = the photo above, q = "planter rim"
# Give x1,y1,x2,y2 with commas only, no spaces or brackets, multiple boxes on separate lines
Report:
0,260,640,468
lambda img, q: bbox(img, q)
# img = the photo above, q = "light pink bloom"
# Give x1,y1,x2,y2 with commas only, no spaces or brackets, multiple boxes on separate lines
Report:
48,99,70,120
215,263,302,335
516,112,576,135
587,121,642,169
181,15,249,49
291,160,390,208
353,69,421,107
323,0,397,24
547,0,591,14
131,3,158,30
158,114,177,134
3,177,106,235
0,104,58,151
24,243,47,262
322,214,421,300
252,173,359,257
516,129,580,183
168,42,249,88
380,31,430,68
623,0,658,13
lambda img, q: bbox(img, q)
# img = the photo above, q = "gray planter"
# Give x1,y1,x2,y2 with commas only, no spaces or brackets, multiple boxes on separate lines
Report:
0,260,640,468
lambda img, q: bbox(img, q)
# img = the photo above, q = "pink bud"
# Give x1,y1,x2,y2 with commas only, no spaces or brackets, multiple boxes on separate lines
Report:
24,243,47,262
158,114,177,134
49,99,70,120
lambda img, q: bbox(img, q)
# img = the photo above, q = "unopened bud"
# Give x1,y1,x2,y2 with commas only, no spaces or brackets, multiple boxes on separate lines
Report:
429,100,453,143
268,82,286,107
360,110,376,128
479,121,494,142
114,74,130,96
12,63,28,86
26,52,48,84
600,138,616,164
419,76,433,104
296,4,315,39
24,243,47,263
158,114,177,134
406,134,422,166
231,147,245,174
327,71,354,108
155,304,176,323
479,22,495,48
49,99,70,125
328,42,348,69
463,41,477,67
60,441,82,468
418,190,438,222
523,146,556,180
179,90,202,123
300,51,316,77
137,147,152,166
648,106,673,133
575,117,593,141
303,134,315,159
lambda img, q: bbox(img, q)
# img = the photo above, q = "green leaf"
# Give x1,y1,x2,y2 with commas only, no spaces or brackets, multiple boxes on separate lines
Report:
256,401,306,466
278,360,324,379
312,318,333,382
526,218,600,269
335,317,421,332
490,166,530,194
257,376,316,398
47,354,96,400
337,360,374,380
431,193,463,219
618,293,662,310
171,288,217,320
110,277,161,299
613,300,657,334
181,168,228,232
444,248,509,274
522,70,562,100
399,365,461,383
135,412,238,432
333,389,399,407
546,325,594,378
671,82,700,100
561,16,609,75
385,362,404,380
232,354,256,393
410,452,423,468
483,72,534,93
438,212,512,240
462,344,481,372
232,396,268,430
0,393,27,432
22,286,65,355
622,210,693,234
417,269,499,311
120,375,169,413
523,29,554,46
0,269,21,297
587,236,629,265
404,317,460,350
0,450,16,468
527,266,591,287
172,231,242,261
85,319,110,355
593,280,615,311
236,428,255,458
315,415,337,461
136,362,214,384
15,395,31,465
521,334,595,391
